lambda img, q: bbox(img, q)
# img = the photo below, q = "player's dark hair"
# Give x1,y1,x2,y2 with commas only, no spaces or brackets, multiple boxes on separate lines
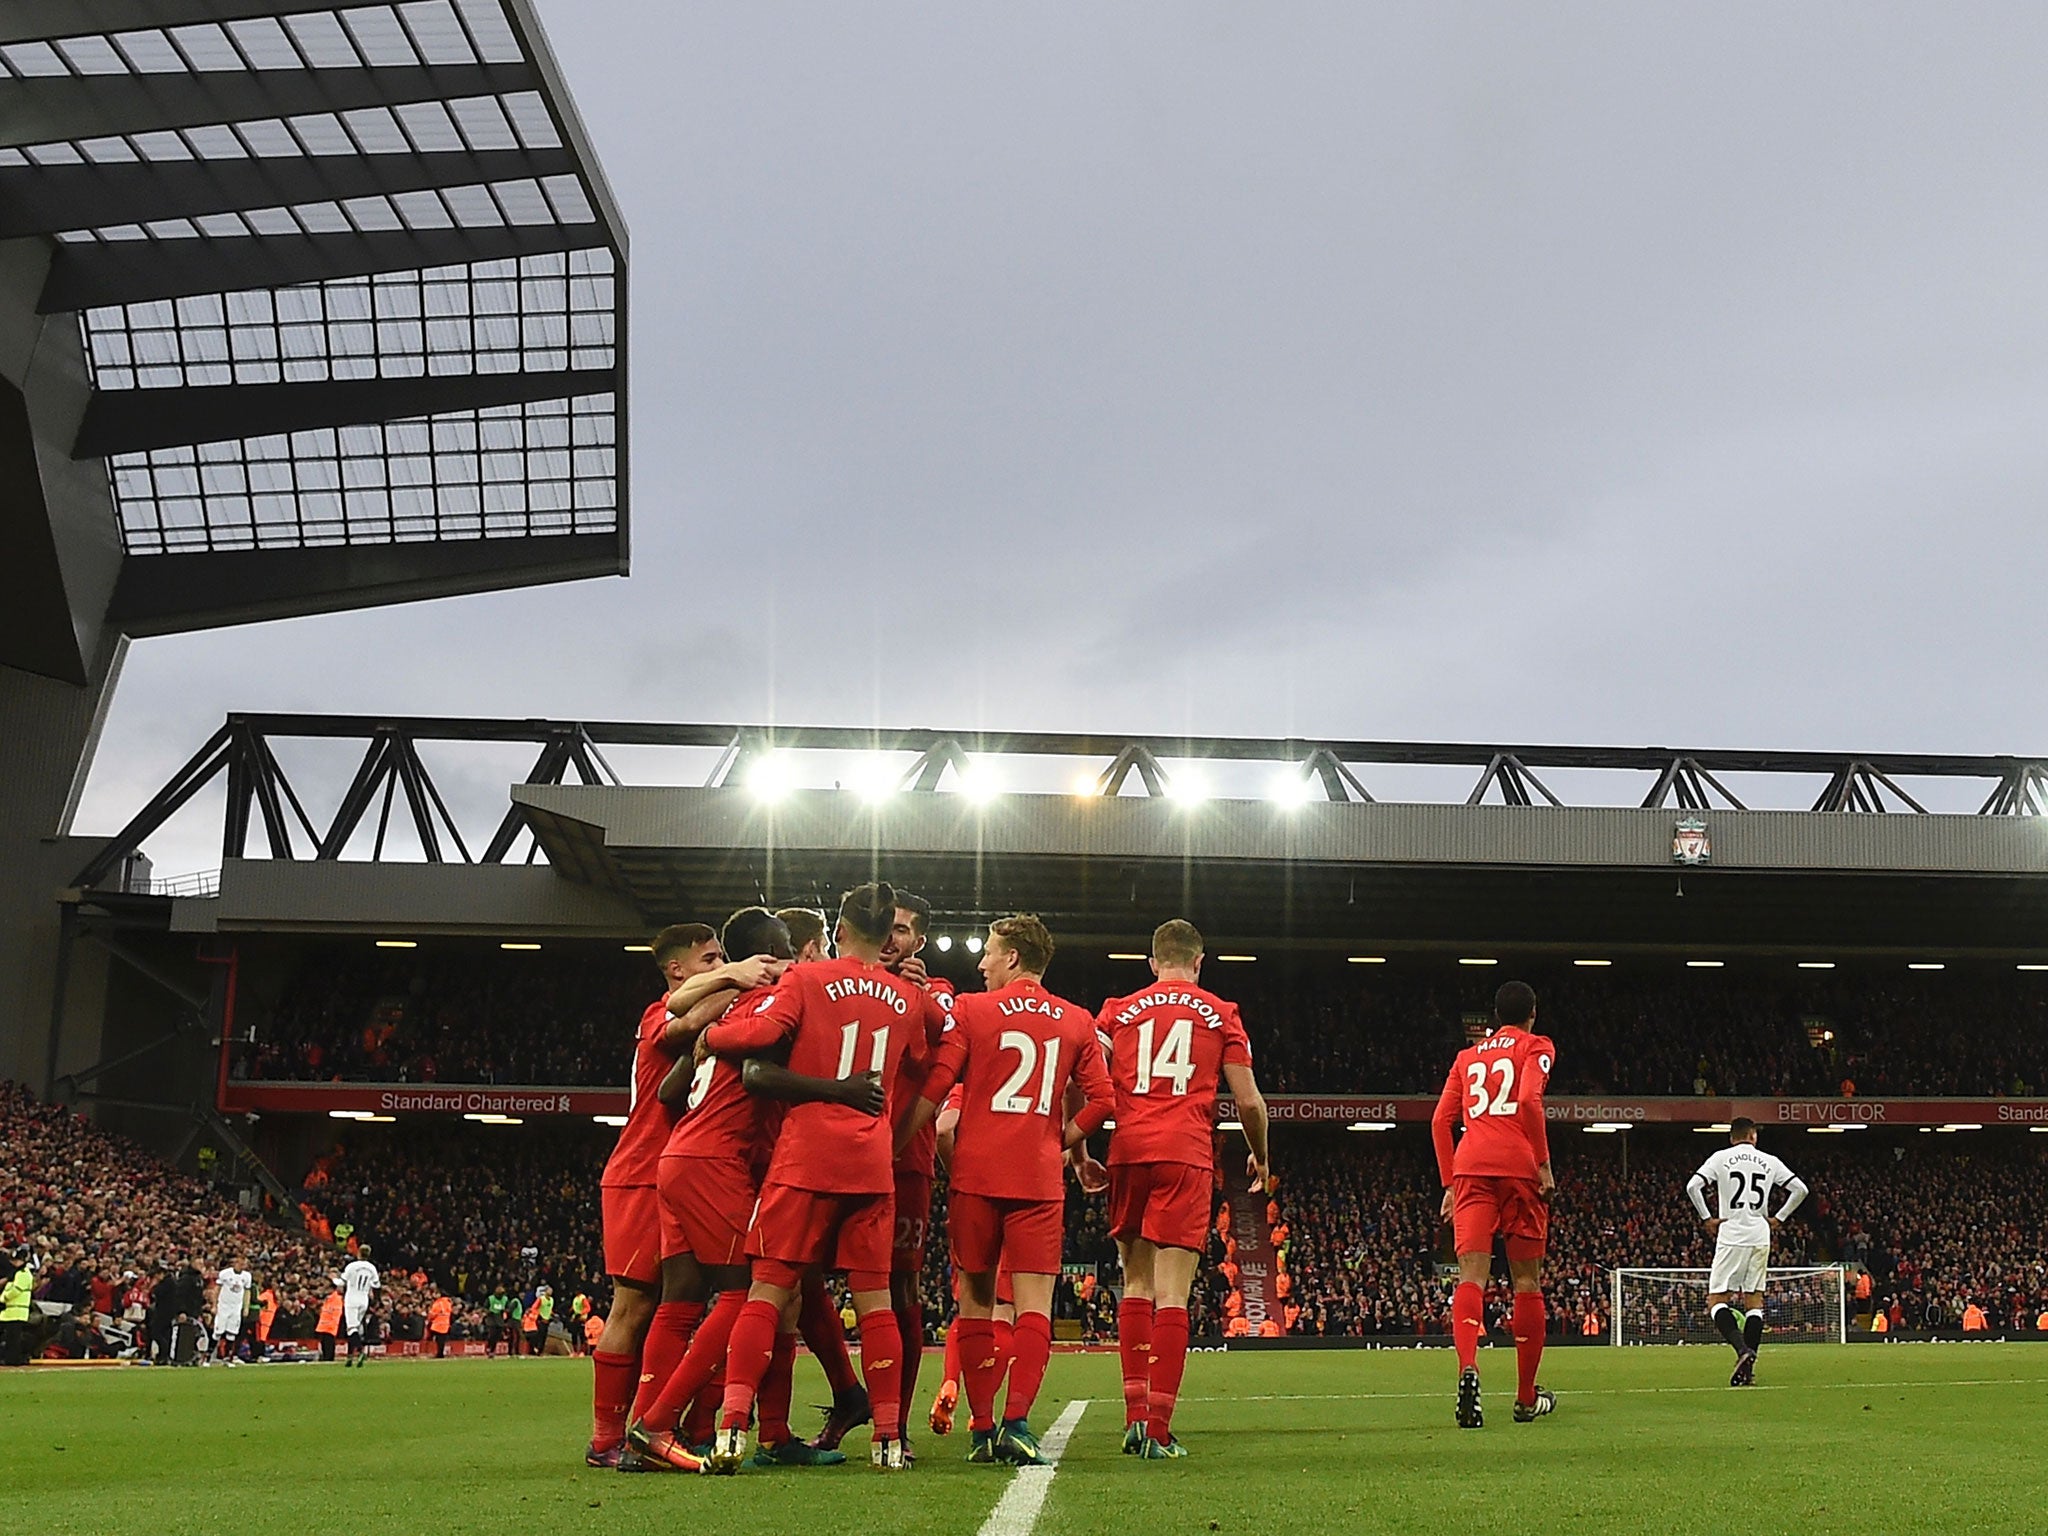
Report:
775,907,827,956
838,882,897,942
990,914,1055,974
1730,1117,1758,1141
722,906,793,963
1494,980,1537,1027
651,922,717,968
894,890,933,936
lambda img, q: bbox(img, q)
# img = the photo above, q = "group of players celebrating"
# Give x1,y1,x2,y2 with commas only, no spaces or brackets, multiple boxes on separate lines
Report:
585,884,1269,1473
583,882,1807,1473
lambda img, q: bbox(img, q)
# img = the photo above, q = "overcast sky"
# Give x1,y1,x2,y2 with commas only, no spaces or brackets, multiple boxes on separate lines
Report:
76,3,2048,873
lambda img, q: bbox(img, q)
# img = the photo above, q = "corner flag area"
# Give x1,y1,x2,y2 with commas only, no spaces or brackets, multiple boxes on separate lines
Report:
8,1347,2041,1536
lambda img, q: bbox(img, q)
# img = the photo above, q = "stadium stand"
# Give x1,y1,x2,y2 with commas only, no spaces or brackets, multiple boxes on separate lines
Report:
237,946,2048,1099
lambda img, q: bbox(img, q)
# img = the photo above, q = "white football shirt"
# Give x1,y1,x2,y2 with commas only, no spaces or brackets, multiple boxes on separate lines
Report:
341,1259,380,1307
214,1267,251,1313
1692,1144,1799,1247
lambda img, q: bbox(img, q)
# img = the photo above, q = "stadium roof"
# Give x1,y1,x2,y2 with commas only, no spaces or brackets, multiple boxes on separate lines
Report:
1,0,627,668
68,714,2048,955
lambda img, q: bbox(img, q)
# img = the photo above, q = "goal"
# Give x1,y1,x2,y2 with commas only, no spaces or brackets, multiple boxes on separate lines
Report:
1610,1266,1848,1346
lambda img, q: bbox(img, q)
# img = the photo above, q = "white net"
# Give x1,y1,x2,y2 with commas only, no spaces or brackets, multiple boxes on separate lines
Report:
1611,1266,1847,1346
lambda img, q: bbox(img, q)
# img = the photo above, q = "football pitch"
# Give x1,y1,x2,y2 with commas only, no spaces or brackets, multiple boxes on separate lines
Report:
8,1345,2043,1535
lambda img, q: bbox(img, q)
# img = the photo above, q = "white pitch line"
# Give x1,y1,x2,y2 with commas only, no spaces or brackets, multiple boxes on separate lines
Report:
975,1397,1089,1536
1180,1376,2048,1405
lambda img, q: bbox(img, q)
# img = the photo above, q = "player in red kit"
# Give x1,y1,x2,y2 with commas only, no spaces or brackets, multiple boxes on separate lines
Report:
696,882,927,1472
1096,919,1269,1459
1431,979,1559,1429
587,924,773,1466
809,891,953,1457
625,907,885,1473
898,915,1114,1465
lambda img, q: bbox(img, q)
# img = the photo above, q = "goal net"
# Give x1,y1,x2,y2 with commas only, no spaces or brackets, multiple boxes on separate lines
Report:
1610,1266,1847,1346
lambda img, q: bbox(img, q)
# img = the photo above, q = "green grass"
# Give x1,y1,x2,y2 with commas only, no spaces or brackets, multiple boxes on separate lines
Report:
5,1344,2044,1535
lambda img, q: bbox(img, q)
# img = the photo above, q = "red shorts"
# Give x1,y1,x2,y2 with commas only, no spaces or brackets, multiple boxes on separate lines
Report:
747,1181,893,1276
949,1191,1064,1276
1451,1174,1549,1261
1108,1160,1212,1252
892,1171,933,1274
951,1264,1015,1306
601,1182,661,1286
658,1153,755,1268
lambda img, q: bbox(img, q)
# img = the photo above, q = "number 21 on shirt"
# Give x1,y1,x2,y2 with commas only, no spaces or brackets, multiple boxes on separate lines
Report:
992,1030,1063,1115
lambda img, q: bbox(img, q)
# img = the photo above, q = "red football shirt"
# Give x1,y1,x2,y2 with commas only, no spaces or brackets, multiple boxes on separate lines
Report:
893,975,955,1177
665,984,779,1163
1431,1027,1556,1184
1097,983,1252,1169
601,998,682,1188
702,957,923,1195
920,977,1114,1202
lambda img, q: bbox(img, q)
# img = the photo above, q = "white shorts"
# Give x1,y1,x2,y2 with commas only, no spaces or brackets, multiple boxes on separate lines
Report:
343,1303,369,1335
1709,1243,1770,1296
212,1309,241,1338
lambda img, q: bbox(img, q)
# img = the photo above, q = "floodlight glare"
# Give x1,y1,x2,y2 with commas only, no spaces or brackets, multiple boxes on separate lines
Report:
935,935,954,952
850,756,899,804
1167,772,1210,805
954,766,1001,804
745,752,795,803
1268,770,1317,808
965,935,985,954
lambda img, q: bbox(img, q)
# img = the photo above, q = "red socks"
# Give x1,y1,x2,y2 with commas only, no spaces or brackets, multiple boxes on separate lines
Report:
1512,1291,1546,1406
1118,1297,1154,1427
957,1316,1000,1432
646,1291,742,1434
757,1331,798,1444
718,1298,782,1431
942,1315,962,1386
1004,1312,1052,1424
1452,1281,1484,1372
1145,1306,1189,1446
895,1297,924,1426
590,1349,638,1451
629,1300,702,1425
858,1308,904,1439
798,1275,860,1397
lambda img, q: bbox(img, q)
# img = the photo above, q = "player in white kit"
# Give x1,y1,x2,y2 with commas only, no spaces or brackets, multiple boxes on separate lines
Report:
1687,1118,1807,1386
341,1246,381,1369
212,1257,253,1365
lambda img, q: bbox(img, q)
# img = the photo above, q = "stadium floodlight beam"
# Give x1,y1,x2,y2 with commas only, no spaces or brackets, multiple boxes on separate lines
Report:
965,935,984,954
935,935,953,952
1458,957,1497,967
1799,961,1836,969
1908,962,1946,971
745,752,796,803
1347,956,1387,964
1574,959,1612,967
1167,770,1210,805
1268,768,1318,808
848,755,899,804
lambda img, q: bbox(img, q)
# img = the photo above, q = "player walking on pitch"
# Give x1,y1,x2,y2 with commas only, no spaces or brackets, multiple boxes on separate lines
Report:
1431,980,1557,1428
1687,1117,1808,1385
1094,918,1269,1459
340,1247,379,1368
897,914,1114,1465
211,1256,251,1365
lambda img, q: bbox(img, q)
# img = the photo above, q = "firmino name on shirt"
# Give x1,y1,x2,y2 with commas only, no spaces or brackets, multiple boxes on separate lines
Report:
823,976,910,1014
1111,991,1225,1027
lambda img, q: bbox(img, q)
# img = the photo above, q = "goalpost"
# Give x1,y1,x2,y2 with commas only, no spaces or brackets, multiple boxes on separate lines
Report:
1610,1266,1848,1346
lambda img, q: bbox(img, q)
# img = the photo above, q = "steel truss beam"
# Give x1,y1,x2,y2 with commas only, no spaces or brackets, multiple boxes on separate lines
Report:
0,146,578,239
40,222,606,313
74,365,617,457
3,62,542,150
70,716,2048,894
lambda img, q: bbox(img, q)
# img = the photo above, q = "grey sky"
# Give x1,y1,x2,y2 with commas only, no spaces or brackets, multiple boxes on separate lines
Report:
78,3,2048,874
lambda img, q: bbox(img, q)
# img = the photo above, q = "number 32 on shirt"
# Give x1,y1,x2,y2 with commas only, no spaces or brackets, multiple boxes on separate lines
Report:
1463,1052,1552,1118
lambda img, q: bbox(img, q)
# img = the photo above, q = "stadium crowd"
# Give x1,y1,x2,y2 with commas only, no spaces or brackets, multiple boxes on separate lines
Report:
8,1070,2046,1360
234,948,2048,1099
